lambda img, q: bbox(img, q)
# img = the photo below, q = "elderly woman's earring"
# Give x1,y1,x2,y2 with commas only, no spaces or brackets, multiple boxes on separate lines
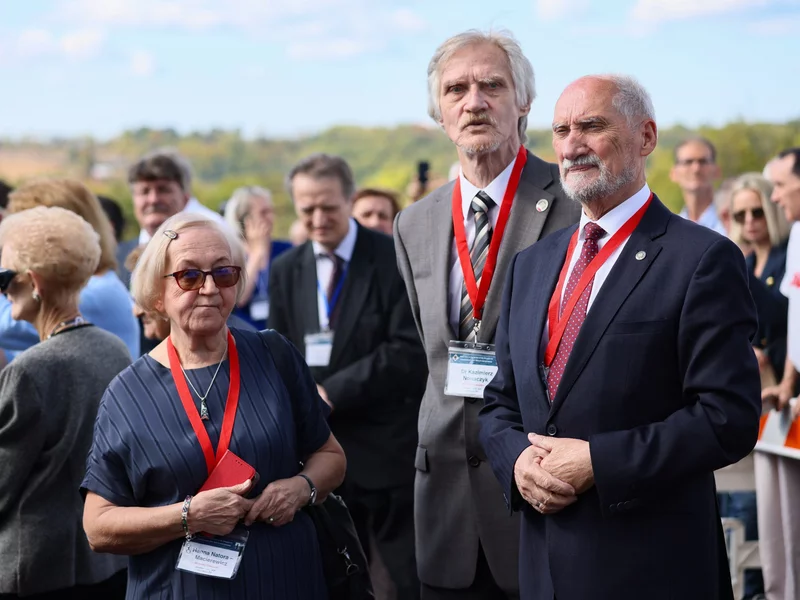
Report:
32,290,41,302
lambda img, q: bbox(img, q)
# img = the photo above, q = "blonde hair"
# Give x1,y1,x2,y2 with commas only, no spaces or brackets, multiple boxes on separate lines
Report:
131,213,247,313
729,173,790,248
8,179,117,273
223,186,273,238
0,206,100,303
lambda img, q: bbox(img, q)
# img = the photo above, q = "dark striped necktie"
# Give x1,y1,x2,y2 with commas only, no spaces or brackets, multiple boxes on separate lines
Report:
459,191,496,341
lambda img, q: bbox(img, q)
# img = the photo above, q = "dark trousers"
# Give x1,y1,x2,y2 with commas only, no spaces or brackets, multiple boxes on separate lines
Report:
341,481,419,600
0,569,126,600
421,545,515,600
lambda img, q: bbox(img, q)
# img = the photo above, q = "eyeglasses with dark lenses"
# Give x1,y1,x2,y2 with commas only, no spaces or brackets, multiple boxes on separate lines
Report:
0,269,18,293
732,208,765,225
163,266,241,291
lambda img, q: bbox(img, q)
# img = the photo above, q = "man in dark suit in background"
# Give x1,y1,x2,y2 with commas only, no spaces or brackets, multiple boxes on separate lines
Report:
269,153,427,600
478,74,761,600
394,29,578,599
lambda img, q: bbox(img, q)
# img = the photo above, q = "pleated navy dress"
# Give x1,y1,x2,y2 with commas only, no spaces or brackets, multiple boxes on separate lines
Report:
82,328,329,600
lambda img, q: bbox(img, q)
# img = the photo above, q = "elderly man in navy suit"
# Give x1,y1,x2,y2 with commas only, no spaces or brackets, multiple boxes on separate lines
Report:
478,74,762,600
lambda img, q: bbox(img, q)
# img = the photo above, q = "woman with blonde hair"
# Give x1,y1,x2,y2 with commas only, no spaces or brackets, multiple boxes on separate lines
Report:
82,213,346,599
0,179,139,358
223,186,291,329
0,206,131,599
730,172,790,379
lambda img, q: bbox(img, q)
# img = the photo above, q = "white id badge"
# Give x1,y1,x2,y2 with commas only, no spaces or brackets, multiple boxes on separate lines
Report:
176,527,249,579
444,341,498,398
249,299,269,322
305,331,334,367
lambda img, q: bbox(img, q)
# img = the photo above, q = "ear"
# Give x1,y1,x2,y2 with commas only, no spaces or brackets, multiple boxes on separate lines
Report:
640,119,658,157
27,270,45,298
519,104,531,117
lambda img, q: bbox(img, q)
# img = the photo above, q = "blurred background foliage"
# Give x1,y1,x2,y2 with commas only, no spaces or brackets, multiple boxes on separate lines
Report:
2,120,799,240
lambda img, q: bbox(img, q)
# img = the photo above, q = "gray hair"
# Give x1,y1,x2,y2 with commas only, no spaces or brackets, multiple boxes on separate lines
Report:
427,29,535,144
131,213,247,314
285,153,355,201
594,74,656,130
223,186,272,238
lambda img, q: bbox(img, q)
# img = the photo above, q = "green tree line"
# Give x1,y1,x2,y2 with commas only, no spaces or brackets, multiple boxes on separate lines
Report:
3,120,799,240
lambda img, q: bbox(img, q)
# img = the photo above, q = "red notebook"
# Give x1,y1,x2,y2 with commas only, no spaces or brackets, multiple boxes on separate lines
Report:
198,450,257,493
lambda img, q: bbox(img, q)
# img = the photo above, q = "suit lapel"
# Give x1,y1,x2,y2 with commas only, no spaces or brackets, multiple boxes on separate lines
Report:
549,199,671,416
330,226,374,366
431,183,458,345
478,152,558,343
293,243,320,342
525,229,575,407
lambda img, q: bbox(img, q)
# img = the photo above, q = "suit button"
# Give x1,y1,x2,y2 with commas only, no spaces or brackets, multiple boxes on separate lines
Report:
546,424,557,436
609,504,617,513
468,456,481,467
616,502,625,510
624,501,632,509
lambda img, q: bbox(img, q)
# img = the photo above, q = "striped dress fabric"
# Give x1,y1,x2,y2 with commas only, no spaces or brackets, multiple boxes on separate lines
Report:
81,328,330,600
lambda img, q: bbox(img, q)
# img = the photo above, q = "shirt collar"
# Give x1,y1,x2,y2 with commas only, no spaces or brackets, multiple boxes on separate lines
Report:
680,204,721,228
458,156,517,216
312,217,358,262
578,183,651,240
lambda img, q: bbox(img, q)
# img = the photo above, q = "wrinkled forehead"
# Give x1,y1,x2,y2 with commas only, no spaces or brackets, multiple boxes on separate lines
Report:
553,80,620,126
166,227,232,269
440,42,512,85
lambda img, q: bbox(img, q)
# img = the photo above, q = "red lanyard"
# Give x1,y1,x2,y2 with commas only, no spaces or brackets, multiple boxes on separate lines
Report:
452,145,528,323
168,330,241,475
544,193,653,367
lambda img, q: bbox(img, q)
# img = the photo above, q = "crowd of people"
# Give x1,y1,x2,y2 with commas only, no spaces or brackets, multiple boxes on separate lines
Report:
0,26,798,600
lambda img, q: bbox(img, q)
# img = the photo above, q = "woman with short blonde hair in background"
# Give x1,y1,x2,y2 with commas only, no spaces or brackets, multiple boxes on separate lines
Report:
0,206,131,599
223,186,292,330
0,179,140,358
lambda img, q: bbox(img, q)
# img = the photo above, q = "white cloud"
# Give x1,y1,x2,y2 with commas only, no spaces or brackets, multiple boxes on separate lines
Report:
16,29,56,57
631,0,774,23
129,50,156,77
60,29,106,59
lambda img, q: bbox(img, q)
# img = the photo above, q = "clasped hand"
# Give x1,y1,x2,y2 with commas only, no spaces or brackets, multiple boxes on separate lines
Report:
513,433,594,515
188,476,309,536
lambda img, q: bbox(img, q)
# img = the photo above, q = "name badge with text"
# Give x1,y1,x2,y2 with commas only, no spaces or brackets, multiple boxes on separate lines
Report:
305,331,334,367
445,341,498,399
176,527,249,579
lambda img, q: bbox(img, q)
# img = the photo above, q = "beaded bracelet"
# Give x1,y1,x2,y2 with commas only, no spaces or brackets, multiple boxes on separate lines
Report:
181,495,193,540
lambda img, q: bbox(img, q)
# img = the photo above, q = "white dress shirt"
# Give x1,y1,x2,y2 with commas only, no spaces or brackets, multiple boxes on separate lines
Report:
448,158,516,335
540,184,652,355
312,218,358,331
139,197,227,244
678,204,726,236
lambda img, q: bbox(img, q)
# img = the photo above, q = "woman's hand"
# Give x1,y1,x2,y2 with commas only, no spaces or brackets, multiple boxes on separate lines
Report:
244,476,309,527
244,214,271,255
763,380,795,411
188,480,254,536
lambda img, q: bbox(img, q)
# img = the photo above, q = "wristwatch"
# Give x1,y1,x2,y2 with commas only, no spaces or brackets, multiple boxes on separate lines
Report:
298,474,317,506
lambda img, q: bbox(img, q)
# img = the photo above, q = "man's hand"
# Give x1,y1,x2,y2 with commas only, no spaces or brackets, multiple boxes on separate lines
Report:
530,434,595,495
316,384,333,411
514,444,577,515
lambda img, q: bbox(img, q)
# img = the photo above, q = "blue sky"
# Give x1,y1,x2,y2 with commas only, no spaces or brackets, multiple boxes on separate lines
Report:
0,0,798,140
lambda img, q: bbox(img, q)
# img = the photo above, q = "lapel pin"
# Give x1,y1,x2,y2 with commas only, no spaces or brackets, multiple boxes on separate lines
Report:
536,199,549,212
635,251,646,261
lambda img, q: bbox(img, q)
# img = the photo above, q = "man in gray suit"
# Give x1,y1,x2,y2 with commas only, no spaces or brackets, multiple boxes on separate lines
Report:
394,30,579,599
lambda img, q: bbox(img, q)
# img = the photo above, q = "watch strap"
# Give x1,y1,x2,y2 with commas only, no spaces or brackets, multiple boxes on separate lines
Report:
297,473,317,505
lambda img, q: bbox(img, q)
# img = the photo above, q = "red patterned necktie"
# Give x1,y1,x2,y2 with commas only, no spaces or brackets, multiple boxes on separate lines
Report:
546,222,607,400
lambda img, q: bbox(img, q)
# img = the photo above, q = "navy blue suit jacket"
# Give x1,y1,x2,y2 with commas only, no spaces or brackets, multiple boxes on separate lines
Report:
479,197,761,600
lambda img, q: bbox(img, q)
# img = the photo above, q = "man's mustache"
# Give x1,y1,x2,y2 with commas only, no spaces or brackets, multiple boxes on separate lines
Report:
562,154,603,172
461,113,497,130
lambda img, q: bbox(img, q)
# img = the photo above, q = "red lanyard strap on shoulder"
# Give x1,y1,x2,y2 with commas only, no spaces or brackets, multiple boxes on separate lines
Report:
544,193,653,366
168,330,241,475
452,145,528,322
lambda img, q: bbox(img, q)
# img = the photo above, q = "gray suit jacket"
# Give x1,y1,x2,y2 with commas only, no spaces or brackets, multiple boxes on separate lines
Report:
393,151,579,591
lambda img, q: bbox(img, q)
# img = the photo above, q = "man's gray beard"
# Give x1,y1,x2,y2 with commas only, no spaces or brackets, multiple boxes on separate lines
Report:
459,139,503,157
561,163,637,206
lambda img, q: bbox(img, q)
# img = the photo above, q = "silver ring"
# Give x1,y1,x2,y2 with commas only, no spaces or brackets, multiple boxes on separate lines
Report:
267,516,275,523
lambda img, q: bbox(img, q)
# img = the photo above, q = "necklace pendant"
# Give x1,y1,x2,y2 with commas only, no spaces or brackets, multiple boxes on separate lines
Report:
200,400,210,421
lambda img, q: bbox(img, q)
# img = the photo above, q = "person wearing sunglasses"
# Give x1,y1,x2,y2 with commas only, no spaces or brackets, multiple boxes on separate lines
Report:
82,213,346,600
730,173,791,381
0,206,131,599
